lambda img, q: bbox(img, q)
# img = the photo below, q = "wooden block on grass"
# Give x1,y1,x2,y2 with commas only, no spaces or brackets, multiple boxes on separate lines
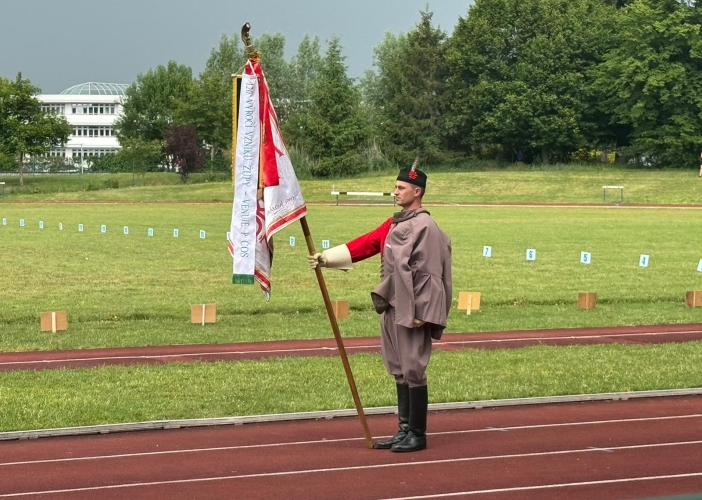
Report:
40,311,67,333
457,292,481,312
686,291,702,308
578,293,597,310
191,304,216,324
332,300,349,319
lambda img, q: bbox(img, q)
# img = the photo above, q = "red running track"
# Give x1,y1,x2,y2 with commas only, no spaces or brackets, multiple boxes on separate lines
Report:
1,323,701,373
1,396,701,499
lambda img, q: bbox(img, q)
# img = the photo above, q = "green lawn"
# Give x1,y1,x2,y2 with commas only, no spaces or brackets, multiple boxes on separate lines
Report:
1,342,701,432
1,203,701,352
1,165,701,204
2,170,702,434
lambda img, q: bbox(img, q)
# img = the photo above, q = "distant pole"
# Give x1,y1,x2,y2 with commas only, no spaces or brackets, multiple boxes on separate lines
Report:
79,144,84,190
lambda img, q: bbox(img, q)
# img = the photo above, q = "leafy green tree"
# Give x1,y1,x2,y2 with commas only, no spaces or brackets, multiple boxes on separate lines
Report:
282,35,324,120
0,73,72,185
115,61,194,144
595,0,702,167
363,10,448,167
289,37,370,176
116,137,163,175
446,0,616,163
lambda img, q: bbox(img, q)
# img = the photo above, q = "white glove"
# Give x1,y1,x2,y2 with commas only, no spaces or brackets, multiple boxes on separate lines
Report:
307,245,353,271
307,252,327,269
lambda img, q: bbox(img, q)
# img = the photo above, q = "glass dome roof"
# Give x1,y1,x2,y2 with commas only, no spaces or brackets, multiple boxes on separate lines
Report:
60,82,129,96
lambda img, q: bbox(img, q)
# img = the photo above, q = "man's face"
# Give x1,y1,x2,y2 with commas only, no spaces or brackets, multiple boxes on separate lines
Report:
394,181,420,208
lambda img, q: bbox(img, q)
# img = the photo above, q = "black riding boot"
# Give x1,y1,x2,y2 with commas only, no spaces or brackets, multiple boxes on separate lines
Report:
374,383,410,449
391,385,427,452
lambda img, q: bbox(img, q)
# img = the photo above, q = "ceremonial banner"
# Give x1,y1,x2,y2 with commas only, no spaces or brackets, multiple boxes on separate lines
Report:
229,61,307,299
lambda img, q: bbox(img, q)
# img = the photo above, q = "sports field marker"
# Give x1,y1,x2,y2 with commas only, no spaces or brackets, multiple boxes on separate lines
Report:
200,230,206,239
78,224,83,232
123,226,129,235
698,259,702,273
458,292,481,314
686,291,702,308
59,223,63,231
322,239,330,249
101,225,107,233
580,252,591,264
191,304,216,325
39,221,44,229
639,255,649,267
148,228,154,237
578,292,597,310
40,311,67,333
483,246,492,258
173,229,179,238
290,236,296,247
526,249,536,261
331,301,349,319
2,218,5,225
19,219,24,227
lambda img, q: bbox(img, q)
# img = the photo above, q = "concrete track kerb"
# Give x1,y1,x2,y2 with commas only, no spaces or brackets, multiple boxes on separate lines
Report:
2,388,701,442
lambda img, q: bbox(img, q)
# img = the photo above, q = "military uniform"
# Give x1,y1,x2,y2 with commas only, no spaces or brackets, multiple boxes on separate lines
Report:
309,167,452,452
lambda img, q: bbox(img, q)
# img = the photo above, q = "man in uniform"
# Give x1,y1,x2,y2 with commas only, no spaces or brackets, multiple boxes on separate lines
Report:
308,167,452,452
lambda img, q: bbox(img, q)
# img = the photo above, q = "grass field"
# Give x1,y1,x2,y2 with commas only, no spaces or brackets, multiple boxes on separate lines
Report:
2,342,701,432
1,203,702,352
2,165,701,204
2,169,702,433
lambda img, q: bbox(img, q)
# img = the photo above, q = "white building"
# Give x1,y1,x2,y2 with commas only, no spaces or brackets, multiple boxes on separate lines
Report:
38,82,127,163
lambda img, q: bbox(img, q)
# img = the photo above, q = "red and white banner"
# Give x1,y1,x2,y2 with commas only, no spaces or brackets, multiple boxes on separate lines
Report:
229,61,307,299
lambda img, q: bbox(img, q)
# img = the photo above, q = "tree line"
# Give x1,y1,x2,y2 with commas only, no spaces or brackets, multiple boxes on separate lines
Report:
2,0,702,181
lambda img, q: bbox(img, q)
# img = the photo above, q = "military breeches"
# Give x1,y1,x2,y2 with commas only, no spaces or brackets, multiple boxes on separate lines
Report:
380,307,432,387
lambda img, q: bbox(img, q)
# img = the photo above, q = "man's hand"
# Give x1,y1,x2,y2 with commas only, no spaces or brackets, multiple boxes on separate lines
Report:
307,252,327,269
412,319,426,327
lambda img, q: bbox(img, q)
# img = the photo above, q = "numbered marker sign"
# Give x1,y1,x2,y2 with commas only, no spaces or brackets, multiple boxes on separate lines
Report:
2,218,6,226
698,259,702,273
59,223,63,231
483,246,492,258
322,240,330,249
101,225,107,233
200,230,206,239
78,224,84,232
226,232,231,241
123,226,129,235
289,236,296,247
173,229,179,238
39,221,44,229
20,219,25,227
580,252,591,265
526,249,536,261
148,228,154,237
639,255,650,268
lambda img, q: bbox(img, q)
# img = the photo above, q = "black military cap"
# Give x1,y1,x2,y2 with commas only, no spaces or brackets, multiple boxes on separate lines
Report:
396,167,427,189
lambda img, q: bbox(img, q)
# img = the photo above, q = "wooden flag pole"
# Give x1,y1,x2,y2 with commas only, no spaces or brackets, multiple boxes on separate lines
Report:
300,216,374,449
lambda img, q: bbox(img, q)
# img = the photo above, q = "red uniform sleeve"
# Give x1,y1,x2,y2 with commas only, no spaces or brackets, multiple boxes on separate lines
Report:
345,217,393,263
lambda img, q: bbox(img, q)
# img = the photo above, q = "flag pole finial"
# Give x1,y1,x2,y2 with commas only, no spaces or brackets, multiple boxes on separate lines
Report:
241,22,260,62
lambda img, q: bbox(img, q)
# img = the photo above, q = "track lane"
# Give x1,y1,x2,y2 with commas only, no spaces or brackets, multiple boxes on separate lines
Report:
2,396,701,499
2,323,701,372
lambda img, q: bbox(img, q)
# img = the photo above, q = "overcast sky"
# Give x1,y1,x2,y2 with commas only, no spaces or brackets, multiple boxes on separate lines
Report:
0,0,473,94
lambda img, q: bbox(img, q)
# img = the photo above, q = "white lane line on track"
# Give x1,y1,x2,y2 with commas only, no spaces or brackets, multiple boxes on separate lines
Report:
2,414,701,468
2,329,701,367
437,329,702,346
376,472,702,499
2,440,702,497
